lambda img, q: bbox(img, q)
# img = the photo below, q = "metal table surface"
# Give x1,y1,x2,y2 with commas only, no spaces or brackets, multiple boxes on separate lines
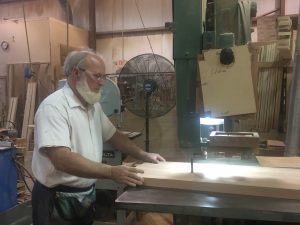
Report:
0,200,32,225
116,187,300,223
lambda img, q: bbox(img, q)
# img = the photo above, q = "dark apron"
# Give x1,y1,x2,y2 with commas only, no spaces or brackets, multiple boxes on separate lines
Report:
32,180,95,225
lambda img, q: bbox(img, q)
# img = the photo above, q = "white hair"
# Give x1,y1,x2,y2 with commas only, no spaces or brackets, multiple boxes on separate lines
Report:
63,49,104,76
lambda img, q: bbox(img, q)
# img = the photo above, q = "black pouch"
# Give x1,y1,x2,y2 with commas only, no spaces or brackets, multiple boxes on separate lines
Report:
54,187,96,221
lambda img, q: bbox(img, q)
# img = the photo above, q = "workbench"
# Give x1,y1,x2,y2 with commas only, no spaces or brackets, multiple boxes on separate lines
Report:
0,200,32,225
116,157,300,225
116,187,300,224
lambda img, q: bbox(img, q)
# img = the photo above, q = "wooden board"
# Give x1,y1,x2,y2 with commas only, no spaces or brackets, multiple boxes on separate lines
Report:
198,45,256,117
257,15,277,42
21,82,37,147
5,97,18,128
136,161,300,200
256,156,300,168
209,131,260,148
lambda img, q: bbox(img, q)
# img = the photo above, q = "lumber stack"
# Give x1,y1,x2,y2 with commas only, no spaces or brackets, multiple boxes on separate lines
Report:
277,16,293,64
255,42,283,132
14,138,31,204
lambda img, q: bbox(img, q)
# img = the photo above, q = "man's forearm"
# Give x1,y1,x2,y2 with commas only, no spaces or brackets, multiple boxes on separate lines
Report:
108,130,147,160
44,146,145,186
44,147,112,179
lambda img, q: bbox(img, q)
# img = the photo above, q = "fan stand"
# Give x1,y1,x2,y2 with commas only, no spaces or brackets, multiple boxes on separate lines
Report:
119,54,176,153
143,79,157,152
145,92,150,152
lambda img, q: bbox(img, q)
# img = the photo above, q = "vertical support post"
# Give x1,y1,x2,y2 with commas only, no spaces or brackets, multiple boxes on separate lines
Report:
280,0,286,16
145,93,150,152
89,0,96,50
285,4,300,156
173,0,202,147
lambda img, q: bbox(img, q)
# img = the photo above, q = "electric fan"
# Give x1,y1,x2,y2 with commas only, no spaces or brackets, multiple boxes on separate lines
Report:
118,53,176,152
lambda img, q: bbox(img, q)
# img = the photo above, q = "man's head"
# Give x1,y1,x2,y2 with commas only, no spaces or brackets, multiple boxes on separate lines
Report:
64,50,106,106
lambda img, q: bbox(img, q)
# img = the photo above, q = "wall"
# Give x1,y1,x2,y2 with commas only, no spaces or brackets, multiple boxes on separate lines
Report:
49,17,89,68
0,0,89,30
0,0,90,102
95,0,173,73
0,17,88,134
0,18,51,64
97,34,173,74
0,17,51,124
252,0,300,42
256,0,277,16
96,0,172,32
285,0,300,15
94,0,180,156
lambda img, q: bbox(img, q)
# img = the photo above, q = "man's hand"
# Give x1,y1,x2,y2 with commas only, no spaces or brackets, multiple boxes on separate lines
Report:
111,165,144,187
143,153,166,164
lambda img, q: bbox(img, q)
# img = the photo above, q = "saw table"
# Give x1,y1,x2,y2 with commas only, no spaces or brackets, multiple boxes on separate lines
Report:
116,187,300,224
116,160,300,225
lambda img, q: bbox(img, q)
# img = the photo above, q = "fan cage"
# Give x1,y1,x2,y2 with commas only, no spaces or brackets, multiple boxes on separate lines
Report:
118,54,176,118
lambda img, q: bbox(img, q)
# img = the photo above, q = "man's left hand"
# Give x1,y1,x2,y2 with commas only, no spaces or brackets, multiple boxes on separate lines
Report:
144,153,166,164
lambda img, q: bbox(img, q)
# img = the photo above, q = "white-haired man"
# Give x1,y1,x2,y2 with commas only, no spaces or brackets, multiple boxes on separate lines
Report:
31,50,165,225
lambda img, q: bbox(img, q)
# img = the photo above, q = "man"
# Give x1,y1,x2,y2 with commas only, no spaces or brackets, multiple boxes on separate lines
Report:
31,50,165,225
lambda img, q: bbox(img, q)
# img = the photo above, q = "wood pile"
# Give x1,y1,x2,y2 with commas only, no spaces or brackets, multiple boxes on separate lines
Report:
14,138,32,204
254,42,284,132
277,16,293,63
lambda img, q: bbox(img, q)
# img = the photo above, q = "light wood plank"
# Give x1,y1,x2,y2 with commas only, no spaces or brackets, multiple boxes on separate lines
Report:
0,76,7,113
136,161,300,200
26,82,37,146
7,65,13,103
5,97,18,128
21,82,37,141
21,82,32,138
256,156,300,168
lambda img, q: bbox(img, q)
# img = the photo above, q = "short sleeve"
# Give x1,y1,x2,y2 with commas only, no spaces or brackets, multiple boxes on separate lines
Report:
35,104,71,150
97,104,116,142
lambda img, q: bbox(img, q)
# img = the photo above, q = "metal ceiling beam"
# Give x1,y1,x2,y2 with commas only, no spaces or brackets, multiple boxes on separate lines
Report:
96,26,171,39
252,8,280,22
0,0,31,3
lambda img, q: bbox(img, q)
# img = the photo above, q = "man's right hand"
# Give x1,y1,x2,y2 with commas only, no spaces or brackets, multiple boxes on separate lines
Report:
111,165,144,187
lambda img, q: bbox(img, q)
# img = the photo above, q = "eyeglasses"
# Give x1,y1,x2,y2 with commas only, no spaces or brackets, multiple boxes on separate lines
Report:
78,67,107,82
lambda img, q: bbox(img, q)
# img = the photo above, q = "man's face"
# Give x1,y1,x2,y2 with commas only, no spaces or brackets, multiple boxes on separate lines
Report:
76,56,106,105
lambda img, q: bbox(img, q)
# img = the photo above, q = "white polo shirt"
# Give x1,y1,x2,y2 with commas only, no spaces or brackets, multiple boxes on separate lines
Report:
32,83,116,188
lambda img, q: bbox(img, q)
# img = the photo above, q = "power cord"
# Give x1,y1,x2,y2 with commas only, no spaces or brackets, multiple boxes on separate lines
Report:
14,158,36,194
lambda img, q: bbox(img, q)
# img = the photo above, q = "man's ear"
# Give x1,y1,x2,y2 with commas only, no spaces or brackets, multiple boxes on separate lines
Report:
72,67,80,80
